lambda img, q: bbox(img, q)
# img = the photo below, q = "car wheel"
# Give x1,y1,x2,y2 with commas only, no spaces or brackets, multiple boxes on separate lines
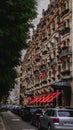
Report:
48,125,52,130
38,122,42,130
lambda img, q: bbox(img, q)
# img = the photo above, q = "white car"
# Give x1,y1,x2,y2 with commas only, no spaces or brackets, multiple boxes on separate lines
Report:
38,108,73,130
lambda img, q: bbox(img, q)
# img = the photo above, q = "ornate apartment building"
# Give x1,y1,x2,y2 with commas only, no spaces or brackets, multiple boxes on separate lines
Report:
21,0,73,106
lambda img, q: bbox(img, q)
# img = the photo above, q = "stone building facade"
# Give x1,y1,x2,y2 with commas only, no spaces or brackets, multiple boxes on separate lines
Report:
21,0,73,106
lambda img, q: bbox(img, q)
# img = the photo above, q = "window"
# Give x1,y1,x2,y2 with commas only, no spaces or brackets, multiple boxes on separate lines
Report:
48,28,51,36
57,16,60,24
42,50,47,55
30,108,38,113
44,110,49,116
67,38,70,45
62,62,66,70
44,110,52,116
58,110,73,117
48,110,52,116
51,110,57,117
49,71,51,77
63,22,66,28
67,19,70,27
52,21,55,31
58,65,61,73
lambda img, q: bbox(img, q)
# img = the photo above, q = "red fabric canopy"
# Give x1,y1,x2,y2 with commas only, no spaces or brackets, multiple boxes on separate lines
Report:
29,92,61,104
23,97,32,104
43,92,61,103
30,96,39,104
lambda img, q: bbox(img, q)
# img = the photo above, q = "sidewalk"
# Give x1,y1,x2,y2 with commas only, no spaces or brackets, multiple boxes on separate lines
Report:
0,116,5,130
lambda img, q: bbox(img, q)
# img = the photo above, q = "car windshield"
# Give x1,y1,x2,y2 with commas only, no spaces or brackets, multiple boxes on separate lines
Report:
58,110,73,117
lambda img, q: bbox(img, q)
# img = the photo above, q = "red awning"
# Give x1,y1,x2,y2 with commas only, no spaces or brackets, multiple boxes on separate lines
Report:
36,94,46,103
30,96,39,104
29,92,61,104
23,97,32,104
43,92,61,103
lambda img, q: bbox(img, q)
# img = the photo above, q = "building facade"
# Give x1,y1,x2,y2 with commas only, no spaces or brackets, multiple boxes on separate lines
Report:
21,0,73,106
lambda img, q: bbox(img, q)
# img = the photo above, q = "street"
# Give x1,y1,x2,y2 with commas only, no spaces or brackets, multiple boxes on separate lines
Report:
2,111,37,130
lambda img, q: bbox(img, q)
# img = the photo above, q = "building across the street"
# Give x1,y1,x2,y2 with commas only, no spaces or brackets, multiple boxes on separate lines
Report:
21,0,73,107
8,66,21,105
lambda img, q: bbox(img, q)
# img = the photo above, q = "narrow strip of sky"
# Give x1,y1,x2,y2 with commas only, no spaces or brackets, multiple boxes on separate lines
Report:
33,0,50,28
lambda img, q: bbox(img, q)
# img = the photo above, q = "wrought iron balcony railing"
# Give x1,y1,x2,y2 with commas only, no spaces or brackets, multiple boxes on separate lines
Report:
60,48,72,59
61,27,70,36
48,58,57,67
61,8,69,17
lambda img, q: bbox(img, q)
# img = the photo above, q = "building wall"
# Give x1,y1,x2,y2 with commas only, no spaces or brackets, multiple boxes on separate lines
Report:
21,0,73,106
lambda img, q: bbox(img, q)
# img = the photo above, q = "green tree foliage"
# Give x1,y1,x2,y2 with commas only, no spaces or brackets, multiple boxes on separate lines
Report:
0,0,37,101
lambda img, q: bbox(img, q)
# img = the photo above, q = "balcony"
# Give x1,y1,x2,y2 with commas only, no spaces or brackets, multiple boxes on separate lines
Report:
61,9,70,17
34,70,39,75
27,67,31,72
51,44,56,49
61,74,72,80
51,74,55,80
41,80,47,85
35,83,40,88
35,46,40,51
42,50,47,55
57,74,61,80
39,64,46,71
61,27,70,36
48,58,57,67
60,48,72,59
35,56,41,62
48,33,51,37
54,36,61,44
61,63,70,73
41,36,47,42
48,79,51,83
60,69,72,79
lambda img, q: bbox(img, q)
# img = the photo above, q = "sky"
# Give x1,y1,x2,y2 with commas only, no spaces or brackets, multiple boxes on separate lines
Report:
33,0,50,28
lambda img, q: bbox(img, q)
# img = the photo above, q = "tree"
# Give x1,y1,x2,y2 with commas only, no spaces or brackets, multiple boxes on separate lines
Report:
0,0,37,101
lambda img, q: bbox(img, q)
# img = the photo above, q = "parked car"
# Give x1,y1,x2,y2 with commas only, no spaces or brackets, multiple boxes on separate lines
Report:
38,107,73,130
1,105,8,112
19,106,25,117
30,108,46,126
21,106,41,121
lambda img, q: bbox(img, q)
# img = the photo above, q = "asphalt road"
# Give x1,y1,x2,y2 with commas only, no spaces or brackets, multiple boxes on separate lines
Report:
2,111,38,130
